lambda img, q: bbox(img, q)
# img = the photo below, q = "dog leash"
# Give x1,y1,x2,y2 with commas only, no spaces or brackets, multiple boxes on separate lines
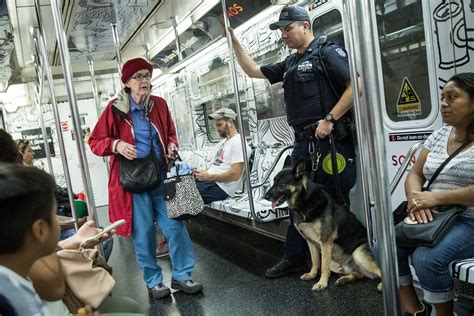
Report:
309,138,321,182
329,133,347,207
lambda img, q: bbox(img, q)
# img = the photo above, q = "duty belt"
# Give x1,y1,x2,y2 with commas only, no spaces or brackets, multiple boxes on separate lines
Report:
293,128,315,143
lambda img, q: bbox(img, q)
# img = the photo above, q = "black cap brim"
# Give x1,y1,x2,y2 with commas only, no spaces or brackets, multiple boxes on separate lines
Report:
269,20,293,30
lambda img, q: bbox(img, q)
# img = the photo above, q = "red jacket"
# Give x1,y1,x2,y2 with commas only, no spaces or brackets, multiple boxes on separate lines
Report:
89,91,178,236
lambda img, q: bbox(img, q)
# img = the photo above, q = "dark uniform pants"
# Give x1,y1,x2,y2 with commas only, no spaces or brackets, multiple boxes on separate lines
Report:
283,136,357,265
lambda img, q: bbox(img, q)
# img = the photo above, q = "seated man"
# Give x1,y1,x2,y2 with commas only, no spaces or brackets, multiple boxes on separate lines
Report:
195,108,249,204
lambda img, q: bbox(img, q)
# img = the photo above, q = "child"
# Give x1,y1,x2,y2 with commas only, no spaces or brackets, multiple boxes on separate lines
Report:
0,164,60,315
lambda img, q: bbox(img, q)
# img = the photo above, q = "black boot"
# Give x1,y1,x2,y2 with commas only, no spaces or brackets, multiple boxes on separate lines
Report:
264,258,306,279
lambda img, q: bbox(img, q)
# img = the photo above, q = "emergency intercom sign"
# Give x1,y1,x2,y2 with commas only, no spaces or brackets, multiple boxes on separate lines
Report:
396,77,422,117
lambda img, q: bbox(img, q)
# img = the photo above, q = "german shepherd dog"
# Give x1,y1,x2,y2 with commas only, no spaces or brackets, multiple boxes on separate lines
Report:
264,160,382,291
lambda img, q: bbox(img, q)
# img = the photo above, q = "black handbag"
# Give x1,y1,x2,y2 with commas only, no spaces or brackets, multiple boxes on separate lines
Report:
395,206,463,247
119,106,162,193
394,140,469,247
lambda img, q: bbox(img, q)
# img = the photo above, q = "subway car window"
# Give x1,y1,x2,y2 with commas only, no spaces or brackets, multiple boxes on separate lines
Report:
200,58,250,142
169,79,195,148
312,9,344,46
377,0,431,122
253,45,286,120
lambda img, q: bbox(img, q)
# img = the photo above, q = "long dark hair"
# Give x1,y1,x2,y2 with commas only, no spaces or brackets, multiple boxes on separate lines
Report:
447,72,474,142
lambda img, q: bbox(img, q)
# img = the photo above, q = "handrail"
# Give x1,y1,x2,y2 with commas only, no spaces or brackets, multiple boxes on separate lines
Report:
251,145,293,189
390,141,424,194
221,0,258,223
343,0,401,313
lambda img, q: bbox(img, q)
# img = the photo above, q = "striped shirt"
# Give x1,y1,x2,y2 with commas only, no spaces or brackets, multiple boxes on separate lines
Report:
423,126,474,218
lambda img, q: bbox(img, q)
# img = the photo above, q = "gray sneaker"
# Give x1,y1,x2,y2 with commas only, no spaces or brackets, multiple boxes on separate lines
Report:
171,279,203,294
149,283,171,299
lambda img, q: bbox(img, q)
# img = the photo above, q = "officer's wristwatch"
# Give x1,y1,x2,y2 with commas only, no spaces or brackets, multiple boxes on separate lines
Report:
325,113,337,124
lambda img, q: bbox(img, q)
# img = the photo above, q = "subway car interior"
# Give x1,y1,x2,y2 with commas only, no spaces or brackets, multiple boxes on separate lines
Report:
1,0,474,315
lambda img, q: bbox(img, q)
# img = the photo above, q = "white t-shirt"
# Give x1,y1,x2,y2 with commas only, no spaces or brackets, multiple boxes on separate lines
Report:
207,134,249,197
423,125,474,218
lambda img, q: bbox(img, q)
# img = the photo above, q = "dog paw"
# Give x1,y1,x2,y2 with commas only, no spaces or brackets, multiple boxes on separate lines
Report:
312,282,328,291
377,282,382,292
335,276,350,286
300,272,317,281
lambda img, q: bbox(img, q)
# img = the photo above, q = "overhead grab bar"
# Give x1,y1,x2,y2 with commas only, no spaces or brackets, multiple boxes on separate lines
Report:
365,141,423,250
390,141,424,194
251,145,293,189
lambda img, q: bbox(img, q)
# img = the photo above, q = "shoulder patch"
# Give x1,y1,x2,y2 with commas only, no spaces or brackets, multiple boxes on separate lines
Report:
335,47,347,58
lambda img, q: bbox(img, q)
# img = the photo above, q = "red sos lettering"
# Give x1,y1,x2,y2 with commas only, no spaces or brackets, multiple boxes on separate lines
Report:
228,3,243,16
219,3,244,20
391,155,416,166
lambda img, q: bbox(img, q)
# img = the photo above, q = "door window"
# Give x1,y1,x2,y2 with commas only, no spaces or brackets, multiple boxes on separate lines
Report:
377,0,431,122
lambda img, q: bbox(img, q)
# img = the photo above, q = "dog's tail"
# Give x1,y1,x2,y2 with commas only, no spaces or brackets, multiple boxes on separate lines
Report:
352,243,382,280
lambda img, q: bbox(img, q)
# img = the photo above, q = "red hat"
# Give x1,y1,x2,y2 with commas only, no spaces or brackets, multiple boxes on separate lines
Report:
121,58,153,84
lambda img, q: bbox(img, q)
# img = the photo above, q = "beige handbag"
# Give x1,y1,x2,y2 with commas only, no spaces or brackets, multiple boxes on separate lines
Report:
57,248,115,310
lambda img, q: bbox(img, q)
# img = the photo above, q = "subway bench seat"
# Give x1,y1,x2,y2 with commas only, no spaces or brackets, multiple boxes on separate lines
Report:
189,116,295,223
208,196,289,222
451,258,474,297
451,258,474,315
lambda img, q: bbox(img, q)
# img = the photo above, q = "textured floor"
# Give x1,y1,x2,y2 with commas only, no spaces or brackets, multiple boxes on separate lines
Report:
99,208,384,315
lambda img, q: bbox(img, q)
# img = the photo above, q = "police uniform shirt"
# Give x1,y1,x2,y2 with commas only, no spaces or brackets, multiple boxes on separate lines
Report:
260,40,351,128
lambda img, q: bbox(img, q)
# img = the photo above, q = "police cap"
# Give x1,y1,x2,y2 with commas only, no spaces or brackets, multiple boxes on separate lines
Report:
269,6,310,31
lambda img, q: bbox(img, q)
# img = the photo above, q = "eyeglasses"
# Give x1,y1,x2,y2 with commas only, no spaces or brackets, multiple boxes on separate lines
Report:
131,73,152,81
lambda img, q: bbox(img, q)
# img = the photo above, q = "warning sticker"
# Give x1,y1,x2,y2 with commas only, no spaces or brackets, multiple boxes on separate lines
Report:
396,77,421,117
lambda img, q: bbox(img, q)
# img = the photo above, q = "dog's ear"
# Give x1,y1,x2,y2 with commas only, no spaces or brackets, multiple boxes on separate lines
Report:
293,159,306,178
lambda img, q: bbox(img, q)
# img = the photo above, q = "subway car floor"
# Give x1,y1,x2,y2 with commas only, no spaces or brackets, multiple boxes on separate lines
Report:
98,207,384,315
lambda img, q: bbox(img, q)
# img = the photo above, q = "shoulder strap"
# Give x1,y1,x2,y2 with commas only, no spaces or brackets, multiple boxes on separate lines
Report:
316,37,341,99
426,140,470,189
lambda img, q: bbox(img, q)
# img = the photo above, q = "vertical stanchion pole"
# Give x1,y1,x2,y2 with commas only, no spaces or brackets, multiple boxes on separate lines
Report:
87,55,109,175
50,0,100,234
32,24,78,231
30,50,54,175
111,23,123,78
220,0,260,222
170,16,182,61
343,0,401,314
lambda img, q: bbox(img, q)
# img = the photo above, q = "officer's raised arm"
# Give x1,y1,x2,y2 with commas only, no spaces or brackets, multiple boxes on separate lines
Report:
227,27,266,79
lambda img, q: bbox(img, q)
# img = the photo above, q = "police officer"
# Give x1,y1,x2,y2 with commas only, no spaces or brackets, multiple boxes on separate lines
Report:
228,5,357,278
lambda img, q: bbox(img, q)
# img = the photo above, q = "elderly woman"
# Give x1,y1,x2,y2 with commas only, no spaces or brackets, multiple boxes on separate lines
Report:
397,73,474,316
89,58,202,299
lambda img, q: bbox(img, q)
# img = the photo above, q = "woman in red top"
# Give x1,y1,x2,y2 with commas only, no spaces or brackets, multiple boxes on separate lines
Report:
89,58,202,299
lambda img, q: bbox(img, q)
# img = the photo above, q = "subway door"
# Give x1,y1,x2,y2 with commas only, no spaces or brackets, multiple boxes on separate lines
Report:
58,99,109,207
376,0,443,208
309,2,368,224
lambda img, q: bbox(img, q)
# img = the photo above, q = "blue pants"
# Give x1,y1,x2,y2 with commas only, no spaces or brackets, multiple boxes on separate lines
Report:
196,181,229,204
132,184,195,288
283,137,356,264
397,216,474,304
